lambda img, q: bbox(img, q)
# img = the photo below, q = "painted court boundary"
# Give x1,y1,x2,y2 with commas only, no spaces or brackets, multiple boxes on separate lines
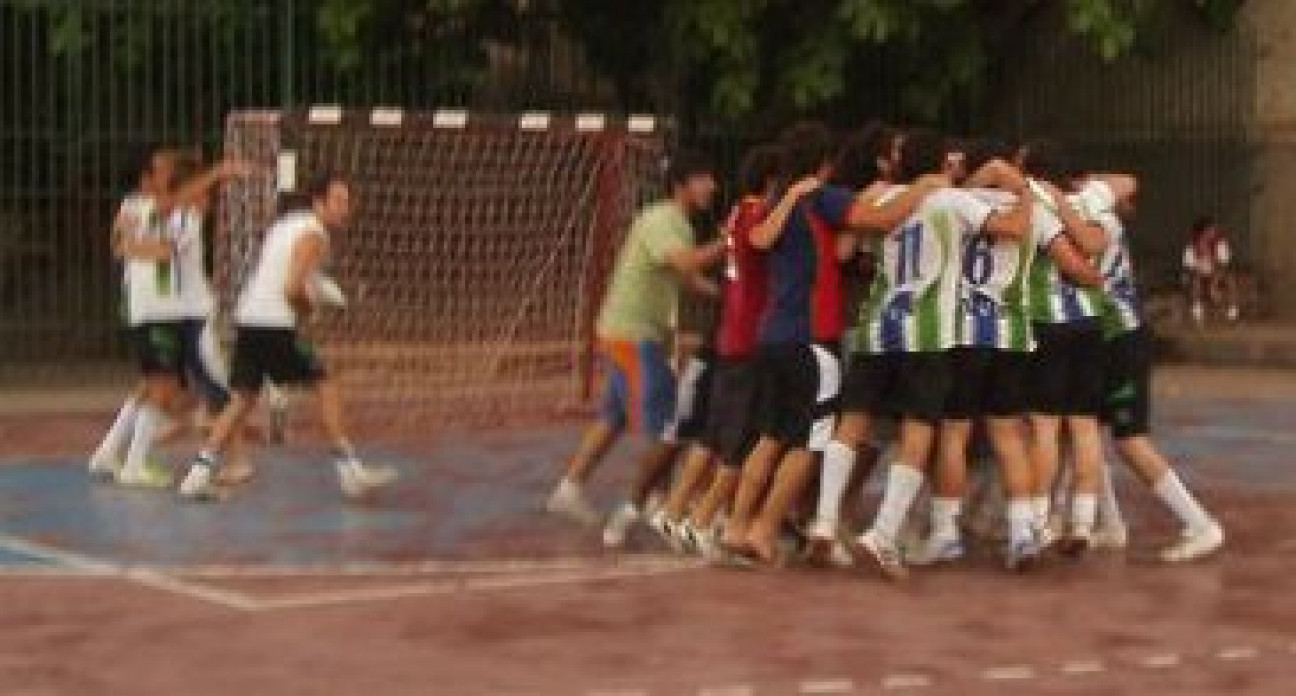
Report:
0,533,703,612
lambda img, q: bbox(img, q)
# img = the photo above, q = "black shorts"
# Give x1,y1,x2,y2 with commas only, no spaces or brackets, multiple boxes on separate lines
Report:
132,322,185,378
840,351,951,424
944,347,1029,419
662,352,714,444
229,327,327,393
1102,326,1153,439
701,357,762,468
754,342,840,450
1026,321,1106,417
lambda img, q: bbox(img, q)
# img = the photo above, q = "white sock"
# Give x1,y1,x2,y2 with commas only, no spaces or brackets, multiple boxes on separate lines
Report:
1030,495,1050,527
122,404,163,476
815,441,855,527
1007,498,1035,546
871,463,925,544
930,497,962,541
91,397,139,465
1097,463,1126,530
1153,470,1213,533
1071,493,1097,537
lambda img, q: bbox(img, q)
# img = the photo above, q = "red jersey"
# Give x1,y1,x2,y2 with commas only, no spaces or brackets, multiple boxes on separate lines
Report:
716,196,770,357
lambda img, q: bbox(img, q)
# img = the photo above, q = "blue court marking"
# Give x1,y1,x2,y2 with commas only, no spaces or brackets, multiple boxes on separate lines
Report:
0,425,611,571
0,546,58,568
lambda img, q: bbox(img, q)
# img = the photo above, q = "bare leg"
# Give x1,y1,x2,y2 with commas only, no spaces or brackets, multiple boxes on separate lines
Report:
721,437,784,547
1028,414,1062,526
662,444,714,522
563,420,621,485
689,466,739,530
746,448,817,563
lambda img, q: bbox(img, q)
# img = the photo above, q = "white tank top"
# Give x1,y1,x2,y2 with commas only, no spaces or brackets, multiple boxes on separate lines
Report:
235,210,327,328
120,193,184,326
169,207,215,319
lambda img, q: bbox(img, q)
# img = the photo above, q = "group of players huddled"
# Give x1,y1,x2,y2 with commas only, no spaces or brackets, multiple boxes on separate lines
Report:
546,121,1225,576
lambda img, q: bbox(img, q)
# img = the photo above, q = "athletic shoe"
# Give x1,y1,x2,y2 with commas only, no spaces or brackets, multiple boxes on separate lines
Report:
338,461,398,499
88,456,121,482
116,460,173,489
1004,537,1043,572
178,463,219,501
1091,524,1129,551
1056,530,1093,558
545,479,602,527
648,510,685,553
906,536,965,567
1160,522,1224,563
673,519,706,556
801,518,839,567
848,529,908,581
602,502,640,549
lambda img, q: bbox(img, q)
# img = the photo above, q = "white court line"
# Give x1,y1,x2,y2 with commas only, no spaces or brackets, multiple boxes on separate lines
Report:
880,674,932,690
1060,660,1106,675
172,554,699,579
0,533,257,611
1216,646,1258,661
1178,424,1296,446
798,678,855,693
982,665,1036,681
251,563,698,611
1140,653,1181,669
697,686,753,696
587,690,649,696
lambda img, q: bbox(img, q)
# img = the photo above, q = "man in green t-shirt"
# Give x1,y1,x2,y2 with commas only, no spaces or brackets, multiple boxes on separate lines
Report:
546,151,726,547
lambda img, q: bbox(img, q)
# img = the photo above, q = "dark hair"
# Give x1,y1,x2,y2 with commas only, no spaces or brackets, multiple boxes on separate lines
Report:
1018,139,1079,187
962,138,1015,180
896,128,948,183
736,143,783,196
171,148,206,191
777,121,836,179
665,150,714,190
1190,215,1217,239
829,122,897,190
303,172,349,202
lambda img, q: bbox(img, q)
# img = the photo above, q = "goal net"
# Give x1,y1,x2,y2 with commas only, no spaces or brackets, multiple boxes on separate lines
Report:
216,109,668,430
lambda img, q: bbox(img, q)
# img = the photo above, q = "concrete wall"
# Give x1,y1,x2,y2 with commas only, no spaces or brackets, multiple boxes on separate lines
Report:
1247,1,1296,316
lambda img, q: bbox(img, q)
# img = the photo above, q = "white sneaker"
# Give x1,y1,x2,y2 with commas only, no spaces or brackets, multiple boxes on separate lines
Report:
1160,522,1224,563
648,510,685,553
848,529,908,581
338,461,398,499
602,502,641,549
178,463,218,501
88,455,120,482
828,541,855,568
906,535,965,566
1091,524,1129,551
685,521,723,561
545,479,602,527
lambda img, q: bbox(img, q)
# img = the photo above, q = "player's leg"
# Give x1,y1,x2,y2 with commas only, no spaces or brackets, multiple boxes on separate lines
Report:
853,352,950,580
547,342,629,525
118,324,185,487
603,340,681,548
89,384,144,478
1106,327,1223,561
743,344,840,564
306,355,398,499
720,345,787,550
1057,327,1109,556
651,353,716,545
1026,323,1070,539
653,443,713,548
805,351,885,558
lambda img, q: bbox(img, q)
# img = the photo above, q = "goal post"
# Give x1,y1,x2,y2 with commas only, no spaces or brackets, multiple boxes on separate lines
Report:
216,108,669,429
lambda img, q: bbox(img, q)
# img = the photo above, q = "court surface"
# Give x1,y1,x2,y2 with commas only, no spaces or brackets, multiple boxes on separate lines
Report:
1,365,1295,695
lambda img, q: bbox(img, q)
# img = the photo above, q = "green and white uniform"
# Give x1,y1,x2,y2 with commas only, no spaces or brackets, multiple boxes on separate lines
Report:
1026,180,1115,326
852,187,994,354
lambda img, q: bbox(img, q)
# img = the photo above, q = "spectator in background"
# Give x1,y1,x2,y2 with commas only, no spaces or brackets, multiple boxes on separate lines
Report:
1183,215,1239,325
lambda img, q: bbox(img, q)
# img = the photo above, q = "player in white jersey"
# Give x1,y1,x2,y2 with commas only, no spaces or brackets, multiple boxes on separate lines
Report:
912,145,1106,570
828,129,1030,580
88,149,242,487
178,174,397,501
1079,177,1225,561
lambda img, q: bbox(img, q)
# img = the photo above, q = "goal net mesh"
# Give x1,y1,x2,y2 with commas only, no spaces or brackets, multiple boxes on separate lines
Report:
216,110,668,431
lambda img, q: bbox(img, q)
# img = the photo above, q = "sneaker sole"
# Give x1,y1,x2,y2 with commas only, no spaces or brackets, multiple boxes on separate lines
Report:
845,537,908,581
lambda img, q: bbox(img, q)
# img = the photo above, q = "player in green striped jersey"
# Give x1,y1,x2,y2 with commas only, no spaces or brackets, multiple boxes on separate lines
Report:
838,130,1032,580
912,145,1105,570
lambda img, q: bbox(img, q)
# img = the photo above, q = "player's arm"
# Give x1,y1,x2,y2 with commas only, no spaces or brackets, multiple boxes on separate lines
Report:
1038,180,1108,255
663,238,726,276
835,232,859,262
981,197,1030,239
111,209,172,261
1044,234,1103,288
155,158,248,211
1086,173,1138,204
749,177,822,249
285,231,328,318
966,161,1031,239
846,173,949,233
